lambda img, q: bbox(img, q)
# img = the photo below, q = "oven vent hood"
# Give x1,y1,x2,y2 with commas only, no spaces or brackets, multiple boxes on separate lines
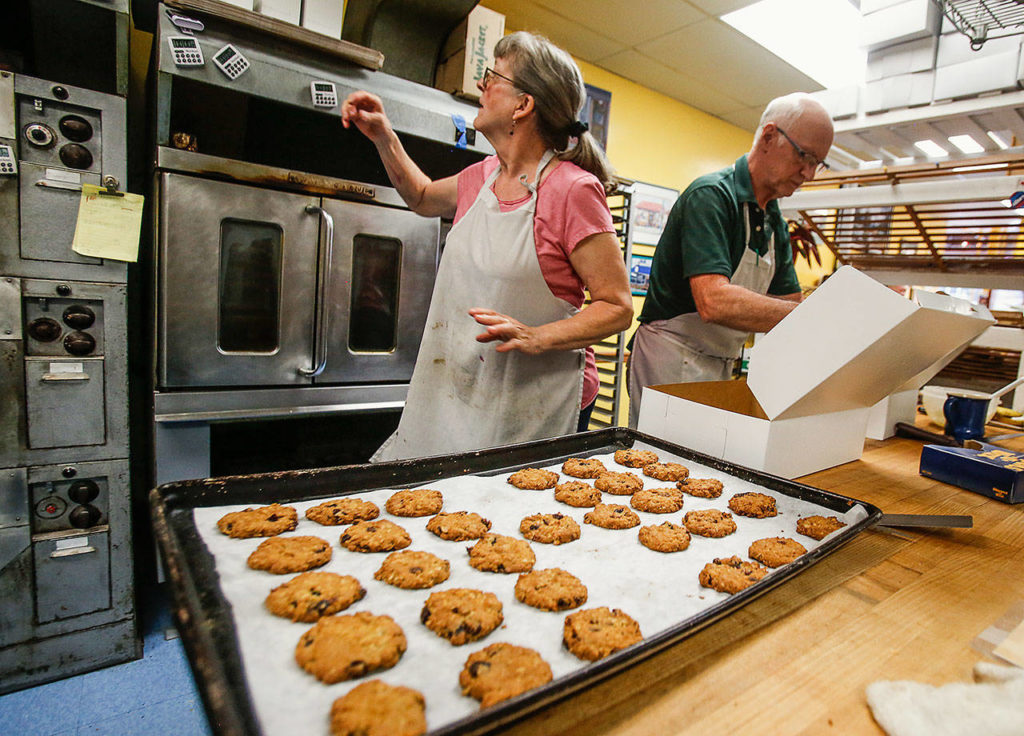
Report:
342,0,479,86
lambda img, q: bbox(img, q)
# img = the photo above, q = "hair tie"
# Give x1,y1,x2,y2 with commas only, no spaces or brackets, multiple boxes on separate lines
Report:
565,120,589,137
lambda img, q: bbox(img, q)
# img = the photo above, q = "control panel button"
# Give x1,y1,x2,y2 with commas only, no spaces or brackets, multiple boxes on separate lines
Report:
69,504,101,529
59,143,93,170
68,479,100,504
28,317,62,342
59,115,94,143
62,305,96,330
63,330,96,356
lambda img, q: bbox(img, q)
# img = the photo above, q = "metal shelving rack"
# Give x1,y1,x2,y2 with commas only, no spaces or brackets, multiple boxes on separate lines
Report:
936,0,1024,49
588,181,633,429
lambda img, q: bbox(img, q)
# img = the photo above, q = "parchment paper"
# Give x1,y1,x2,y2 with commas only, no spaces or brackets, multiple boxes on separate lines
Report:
192,442,868,735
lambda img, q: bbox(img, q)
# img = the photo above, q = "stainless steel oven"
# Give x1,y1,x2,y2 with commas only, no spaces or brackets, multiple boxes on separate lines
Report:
157,172,438,389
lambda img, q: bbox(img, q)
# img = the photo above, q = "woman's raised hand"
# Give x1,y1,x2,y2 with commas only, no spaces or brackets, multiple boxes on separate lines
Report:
340,91,392,143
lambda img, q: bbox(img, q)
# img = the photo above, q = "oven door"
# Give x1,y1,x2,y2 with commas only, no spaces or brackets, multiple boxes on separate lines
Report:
158,173,320,387
316,199,439,384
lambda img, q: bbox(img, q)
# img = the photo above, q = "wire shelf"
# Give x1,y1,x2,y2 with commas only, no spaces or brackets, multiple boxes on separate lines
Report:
937,0,1024,49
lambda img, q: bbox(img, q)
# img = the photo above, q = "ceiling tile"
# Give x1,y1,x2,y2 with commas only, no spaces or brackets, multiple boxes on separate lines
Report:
532,0,704,45
637,19,822,106
482,0,627,60
685,0,757,16
718,106,764,132
599,49,747,117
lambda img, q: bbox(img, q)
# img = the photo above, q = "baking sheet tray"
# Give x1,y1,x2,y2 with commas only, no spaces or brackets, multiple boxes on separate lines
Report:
150,427,881,736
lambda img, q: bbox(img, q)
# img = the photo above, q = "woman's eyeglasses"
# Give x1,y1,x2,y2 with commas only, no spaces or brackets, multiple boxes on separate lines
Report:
481,67,518,90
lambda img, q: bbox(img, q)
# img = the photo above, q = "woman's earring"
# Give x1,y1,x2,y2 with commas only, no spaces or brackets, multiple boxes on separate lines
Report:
509,118,516,137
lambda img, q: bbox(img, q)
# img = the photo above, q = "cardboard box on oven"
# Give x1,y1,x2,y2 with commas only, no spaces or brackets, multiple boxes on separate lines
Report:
920,442,1024,504
637,266,994,479
434,5,505,101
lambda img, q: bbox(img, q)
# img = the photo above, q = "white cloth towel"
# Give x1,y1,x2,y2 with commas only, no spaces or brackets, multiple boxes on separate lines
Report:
866,662,1024,736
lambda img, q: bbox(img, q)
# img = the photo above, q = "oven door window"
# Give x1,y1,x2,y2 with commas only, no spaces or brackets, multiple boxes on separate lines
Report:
350,235,401,353
218,219,283,353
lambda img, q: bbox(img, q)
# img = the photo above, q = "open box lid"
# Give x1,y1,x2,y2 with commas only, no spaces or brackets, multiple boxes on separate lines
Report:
747,266,994,421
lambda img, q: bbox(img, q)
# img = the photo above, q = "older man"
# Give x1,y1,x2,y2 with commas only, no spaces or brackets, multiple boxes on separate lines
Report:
627,93,834,428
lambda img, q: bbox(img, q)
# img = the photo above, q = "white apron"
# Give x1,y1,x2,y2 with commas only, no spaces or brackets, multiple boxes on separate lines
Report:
628,203,778,428
373,152,584,461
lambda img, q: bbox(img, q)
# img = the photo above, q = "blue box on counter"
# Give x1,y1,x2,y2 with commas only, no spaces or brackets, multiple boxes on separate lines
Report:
920,442,1024,504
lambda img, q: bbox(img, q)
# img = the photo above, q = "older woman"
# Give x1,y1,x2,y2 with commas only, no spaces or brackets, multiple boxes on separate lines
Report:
341,31,633,461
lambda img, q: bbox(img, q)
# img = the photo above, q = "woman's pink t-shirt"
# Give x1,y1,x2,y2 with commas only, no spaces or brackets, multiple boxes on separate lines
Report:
455,156,616,409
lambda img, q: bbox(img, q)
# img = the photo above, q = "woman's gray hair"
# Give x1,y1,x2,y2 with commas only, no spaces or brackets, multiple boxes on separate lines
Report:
494,31,616,193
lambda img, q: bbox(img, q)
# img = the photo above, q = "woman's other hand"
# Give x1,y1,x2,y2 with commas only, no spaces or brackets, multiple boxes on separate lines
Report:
469,309,544,355
340,91,392,143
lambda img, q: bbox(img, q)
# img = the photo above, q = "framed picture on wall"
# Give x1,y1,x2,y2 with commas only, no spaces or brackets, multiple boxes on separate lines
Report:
629,254,652,296
630,181,678,246
582,83,611,152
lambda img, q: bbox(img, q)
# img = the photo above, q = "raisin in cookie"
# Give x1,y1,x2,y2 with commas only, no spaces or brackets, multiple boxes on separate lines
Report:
638,522,691,553
561,457,607,479
247,535,332,574
683,509,737,538
507,468,559,490
374,550,450,589
584,503,640,529
426,511,492,541
265,572,365,622
630,488,685,514
305,498,380,526
329,680,426,736
796,515,847,540
519,513,581,545
563,607,643,661
749,537,807,568
420,588,503,646
217,503,297,538
676,477,724,498
295,612,406,683
459,643,553,708
698,556,768,594
468,534,536,573
340,519,411,553
514,568,588,611
728,492,778,518
613,449,659,468
385,488,443,517
594,472,643,496
553,480,601,508
643,462,690,482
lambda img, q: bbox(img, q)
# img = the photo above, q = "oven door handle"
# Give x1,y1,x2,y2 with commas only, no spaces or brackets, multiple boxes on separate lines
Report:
299,204,334,377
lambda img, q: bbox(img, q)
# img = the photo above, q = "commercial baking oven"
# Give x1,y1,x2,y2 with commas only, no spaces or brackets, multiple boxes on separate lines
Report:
157,171,439,389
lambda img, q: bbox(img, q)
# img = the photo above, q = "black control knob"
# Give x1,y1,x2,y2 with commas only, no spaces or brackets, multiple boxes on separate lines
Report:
68,479,100,504
59,115,93,142
59,143,93,170
69,504,101,529
62,466,77,478
62,304,96,329
63,330,96,356
28,317,62,342
25,123,56,148
51,86,69,101
56,284,72,296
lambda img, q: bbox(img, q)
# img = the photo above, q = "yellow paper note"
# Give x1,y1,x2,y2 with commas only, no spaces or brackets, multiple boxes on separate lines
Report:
71,183,144,262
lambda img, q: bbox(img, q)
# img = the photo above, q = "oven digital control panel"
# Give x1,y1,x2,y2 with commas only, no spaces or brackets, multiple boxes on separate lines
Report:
213,44,250,80
0,145,16,174
310,81,338,108
168,36,205,67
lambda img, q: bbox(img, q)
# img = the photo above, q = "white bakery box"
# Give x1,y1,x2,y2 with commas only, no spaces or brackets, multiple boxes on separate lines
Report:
636,266,994,479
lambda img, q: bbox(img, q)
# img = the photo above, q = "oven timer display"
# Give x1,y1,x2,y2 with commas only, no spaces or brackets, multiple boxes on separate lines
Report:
213,44,250,80
310,81,338,108
0,145,16,175
168,36,205,67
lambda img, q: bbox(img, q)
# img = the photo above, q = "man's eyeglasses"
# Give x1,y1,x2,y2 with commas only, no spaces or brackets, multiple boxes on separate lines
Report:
776,126,830,173
481,67,518,90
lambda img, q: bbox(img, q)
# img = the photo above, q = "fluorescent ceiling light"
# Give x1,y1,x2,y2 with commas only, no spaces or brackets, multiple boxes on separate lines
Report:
914,139,948,157
859,159,883,169
894,156,916,166
722,0,866,89
947,135,984,154
987,130,1011,149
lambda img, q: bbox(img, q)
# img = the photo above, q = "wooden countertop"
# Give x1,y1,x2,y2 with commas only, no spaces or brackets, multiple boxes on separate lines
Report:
507,419,1024,736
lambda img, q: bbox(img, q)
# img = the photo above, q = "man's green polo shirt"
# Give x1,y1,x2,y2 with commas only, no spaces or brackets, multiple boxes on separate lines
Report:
638,154,801,324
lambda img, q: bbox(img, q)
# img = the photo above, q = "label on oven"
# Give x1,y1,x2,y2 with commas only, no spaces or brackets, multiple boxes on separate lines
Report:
46,168,80,184
49,362,83,374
